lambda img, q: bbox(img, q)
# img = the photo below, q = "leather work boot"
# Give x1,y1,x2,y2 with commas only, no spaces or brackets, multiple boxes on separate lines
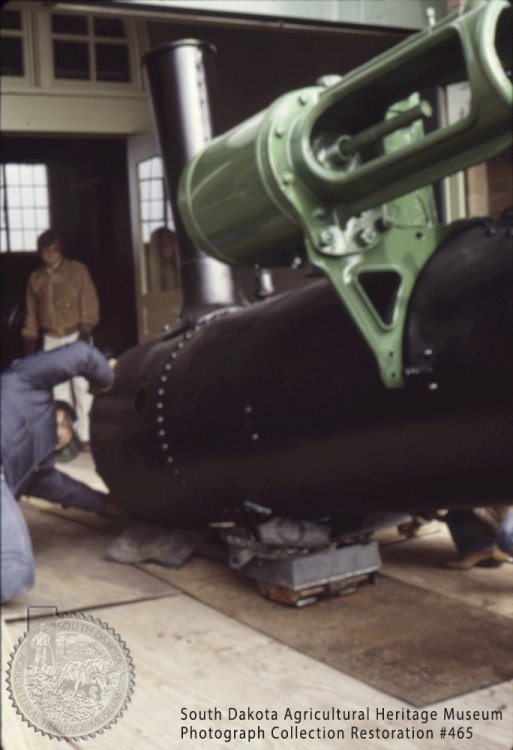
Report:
442,546,512,570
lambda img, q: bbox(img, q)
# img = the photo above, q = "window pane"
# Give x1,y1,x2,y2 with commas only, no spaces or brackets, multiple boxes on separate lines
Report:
11,230,24,251
2,163,50,253
22,207,37,229
6,184,21,207
19,165,35,186
150,202,163,221
141,202,151,222
93,18,125,38
142,222,151,244
1,229,8,254
10,209,23,230
24,228,39,250
151,158,163,179
5,164,20,183
95,43,129,82
23,185,36,206
0,37,24,77
139,180,150,201
150,180,163,203
37,208,50,227
54,40,90,80
138,160,152,180
51,14,88,35
34,186,48,205
33,165,47,185
2,10,22,30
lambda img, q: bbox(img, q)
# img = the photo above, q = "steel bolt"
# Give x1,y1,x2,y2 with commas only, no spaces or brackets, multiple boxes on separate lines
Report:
282,173,293,185
275,126,285,138
320,229,333,245
356,227,377,247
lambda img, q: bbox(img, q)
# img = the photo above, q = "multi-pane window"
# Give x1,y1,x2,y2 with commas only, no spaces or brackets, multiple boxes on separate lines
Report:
0,164,50,253
0,9,24,77
137,157,174,244
51,13,131,83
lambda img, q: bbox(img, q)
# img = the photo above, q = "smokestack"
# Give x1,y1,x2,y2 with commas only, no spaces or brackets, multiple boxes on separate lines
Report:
143,39,245,323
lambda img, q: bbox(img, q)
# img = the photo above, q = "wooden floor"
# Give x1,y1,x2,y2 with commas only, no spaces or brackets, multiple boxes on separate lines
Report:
2,454,512,750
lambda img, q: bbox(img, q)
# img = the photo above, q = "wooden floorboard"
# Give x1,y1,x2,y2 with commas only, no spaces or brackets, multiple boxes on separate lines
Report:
378,521,513,619
2,502,178,622
2,456,512,749
3,597,513,750
138,556,513,706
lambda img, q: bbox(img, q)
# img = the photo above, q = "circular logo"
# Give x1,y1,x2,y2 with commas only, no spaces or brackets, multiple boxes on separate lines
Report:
7,612,134,739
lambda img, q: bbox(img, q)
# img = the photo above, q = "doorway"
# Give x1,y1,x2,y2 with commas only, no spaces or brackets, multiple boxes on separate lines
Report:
0,135,137,366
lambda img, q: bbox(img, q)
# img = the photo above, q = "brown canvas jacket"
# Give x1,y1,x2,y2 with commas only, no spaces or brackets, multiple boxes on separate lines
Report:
22,258,100,340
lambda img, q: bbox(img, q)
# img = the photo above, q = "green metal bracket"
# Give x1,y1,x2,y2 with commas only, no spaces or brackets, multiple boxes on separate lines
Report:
179,0,512,388
305,223,460,387
306,96,449,388
265,92,453,387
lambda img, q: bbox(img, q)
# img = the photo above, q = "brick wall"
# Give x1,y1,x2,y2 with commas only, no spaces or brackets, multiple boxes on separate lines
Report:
486,149,513,219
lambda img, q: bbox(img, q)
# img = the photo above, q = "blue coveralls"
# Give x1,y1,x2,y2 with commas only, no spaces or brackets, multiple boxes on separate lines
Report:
1,342,113,602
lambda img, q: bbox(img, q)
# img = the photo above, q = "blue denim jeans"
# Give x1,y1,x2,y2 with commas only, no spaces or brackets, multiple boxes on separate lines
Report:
1,478,35,603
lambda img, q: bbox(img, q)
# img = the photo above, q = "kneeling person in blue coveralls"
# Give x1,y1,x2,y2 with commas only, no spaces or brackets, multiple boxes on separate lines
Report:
1,341,114,603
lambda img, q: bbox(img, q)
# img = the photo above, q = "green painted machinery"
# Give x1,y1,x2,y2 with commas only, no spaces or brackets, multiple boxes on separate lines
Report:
178,0,512,387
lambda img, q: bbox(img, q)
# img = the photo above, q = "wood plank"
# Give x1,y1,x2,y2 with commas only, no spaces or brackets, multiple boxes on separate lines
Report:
378,521,513,619
2,503,178,622
1,619,76,750
138,556,513,706
3,597,512,750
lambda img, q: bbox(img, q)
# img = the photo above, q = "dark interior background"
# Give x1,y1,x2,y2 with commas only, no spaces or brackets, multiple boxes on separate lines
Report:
147,19,406,133
1,136,135,364
1,16,407,367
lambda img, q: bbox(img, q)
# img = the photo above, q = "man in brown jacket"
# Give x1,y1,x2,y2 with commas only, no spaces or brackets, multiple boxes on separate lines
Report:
21,229,100,449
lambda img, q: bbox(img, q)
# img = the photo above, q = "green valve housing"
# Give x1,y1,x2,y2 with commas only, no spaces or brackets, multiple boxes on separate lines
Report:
178,0,512,387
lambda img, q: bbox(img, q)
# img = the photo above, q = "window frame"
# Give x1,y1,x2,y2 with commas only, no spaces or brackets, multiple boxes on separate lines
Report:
0,163,51,254
37,10,139,92
137,156,175,247
0,6,35,87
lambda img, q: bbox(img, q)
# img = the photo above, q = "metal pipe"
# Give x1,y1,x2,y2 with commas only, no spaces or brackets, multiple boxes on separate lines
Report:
142,39,245,323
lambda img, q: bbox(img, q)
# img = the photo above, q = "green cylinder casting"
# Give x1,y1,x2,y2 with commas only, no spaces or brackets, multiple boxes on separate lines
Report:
178,0,512,267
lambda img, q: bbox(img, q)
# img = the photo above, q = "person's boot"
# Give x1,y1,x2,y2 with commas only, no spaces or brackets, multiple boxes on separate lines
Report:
442,546,511,569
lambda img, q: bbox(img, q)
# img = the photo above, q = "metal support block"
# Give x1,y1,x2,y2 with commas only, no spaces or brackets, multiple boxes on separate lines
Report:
241,541,381,606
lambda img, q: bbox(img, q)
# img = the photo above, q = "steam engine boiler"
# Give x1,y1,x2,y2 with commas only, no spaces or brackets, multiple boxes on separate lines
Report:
92,0,512,529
